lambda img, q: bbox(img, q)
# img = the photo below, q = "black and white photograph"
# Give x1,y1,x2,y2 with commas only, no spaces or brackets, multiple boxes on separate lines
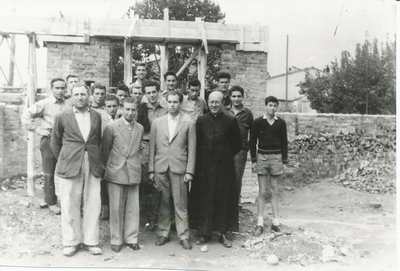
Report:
0,0,397,270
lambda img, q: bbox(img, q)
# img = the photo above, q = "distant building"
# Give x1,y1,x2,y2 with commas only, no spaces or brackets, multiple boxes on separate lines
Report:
266,66,320,113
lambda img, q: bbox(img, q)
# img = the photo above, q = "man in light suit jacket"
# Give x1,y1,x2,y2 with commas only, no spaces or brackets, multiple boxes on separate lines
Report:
102,97,144,252
149,90,196,250
51,84,104,257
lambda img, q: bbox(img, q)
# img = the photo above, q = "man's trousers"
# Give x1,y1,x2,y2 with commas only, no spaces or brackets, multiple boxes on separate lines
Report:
233,149,248,203
108,182,140,245
156,170,189,240
55,152,101,247
40,136,57,205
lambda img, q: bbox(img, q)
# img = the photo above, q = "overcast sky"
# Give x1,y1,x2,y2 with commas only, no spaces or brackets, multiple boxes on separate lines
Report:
0,0,396,87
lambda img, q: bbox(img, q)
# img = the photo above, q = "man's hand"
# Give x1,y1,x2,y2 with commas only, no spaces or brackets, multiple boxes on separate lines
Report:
183,173,193,183
251,163,257,173
148,173,155,182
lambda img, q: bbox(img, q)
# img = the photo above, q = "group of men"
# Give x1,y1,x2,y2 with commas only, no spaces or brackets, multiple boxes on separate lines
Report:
22,64,288,257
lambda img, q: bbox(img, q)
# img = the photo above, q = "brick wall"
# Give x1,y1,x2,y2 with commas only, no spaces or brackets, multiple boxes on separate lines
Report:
220,44,268,117
46,37,122,87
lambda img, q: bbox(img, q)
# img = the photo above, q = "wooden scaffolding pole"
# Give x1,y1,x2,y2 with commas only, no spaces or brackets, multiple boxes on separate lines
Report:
197,47,207,99
26,33,37,197
124,37,132,86
8,35,16,86
160,8,170,91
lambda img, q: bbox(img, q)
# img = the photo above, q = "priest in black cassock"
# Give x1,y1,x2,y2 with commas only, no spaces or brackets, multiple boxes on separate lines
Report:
189,91,242,248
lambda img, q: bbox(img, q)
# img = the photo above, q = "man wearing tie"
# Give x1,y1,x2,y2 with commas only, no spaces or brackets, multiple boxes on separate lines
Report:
148,91,196,250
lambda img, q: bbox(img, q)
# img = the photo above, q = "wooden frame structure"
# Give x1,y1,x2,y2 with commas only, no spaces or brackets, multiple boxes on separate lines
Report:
0,10,268,198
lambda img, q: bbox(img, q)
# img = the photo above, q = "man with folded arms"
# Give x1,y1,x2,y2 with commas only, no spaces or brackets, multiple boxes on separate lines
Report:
51,84,104,257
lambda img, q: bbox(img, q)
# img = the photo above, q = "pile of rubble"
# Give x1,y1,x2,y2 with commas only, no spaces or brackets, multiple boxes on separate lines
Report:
242,228,354,266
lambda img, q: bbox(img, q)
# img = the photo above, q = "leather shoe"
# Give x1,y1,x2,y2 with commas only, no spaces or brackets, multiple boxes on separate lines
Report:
155,236,169,246
254,225,264,237
180,239,192,250
84,245,103,255
195,236,209,245
63,245,79,257
271,224,281,232
219,234,232,248
49,205,61,215
39,201,48,209
126,243,140,250
111,244,123,252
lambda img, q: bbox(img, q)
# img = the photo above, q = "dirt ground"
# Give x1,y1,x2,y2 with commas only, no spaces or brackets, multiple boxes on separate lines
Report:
0,178,396,271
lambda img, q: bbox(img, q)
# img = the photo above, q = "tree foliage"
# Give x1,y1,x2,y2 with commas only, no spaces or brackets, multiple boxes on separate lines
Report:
299,39,395,114
112,0,225,89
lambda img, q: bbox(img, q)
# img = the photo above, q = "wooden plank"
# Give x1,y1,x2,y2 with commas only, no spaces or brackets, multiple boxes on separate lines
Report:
159,43,169,91
0,16,269,52
39,35,88,44
124,38,132,85
197,48,207,99
176,46,201,77
196,18,208,54
8,35,15,86
26,33,37,198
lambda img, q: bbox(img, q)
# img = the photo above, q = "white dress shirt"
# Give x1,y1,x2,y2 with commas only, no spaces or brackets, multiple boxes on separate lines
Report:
73,107,91,142
167,113,179,142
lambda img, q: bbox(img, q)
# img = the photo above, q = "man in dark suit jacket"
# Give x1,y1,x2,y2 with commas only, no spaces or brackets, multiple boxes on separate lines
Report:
51,84,104,257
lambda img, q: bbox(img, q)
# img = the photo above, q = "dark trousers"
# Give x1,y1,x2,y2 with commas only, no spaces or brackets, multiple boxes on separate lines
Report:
39,136,57,205
101,179,109,205
233,149,248,203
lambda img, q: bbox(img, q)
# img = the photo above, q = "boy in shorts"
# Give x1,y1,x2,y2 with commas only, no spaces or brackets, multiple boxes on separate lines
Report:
249,96,288,236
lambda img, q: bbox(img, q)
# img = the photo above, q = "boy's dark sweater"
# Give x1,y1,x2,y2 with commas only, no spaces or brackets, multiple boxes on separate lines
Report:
249,116,288,163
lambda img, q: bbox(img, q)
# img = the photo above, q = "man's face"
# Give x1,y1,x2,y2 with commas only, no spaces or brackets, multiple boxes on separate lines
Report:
230,90,244,107
266,102,278,116
72,86,89,109
92,88,106,105
131,82,143,102
105,100,118,118
167,94,181,115
145,86,159,104
217,78,230,93
67,77,79,91
188,85,200,100
136,66,147,80
123,102,137,122
116,90,128,104
51,80,66,100
208,94,222,114
165,75,177,91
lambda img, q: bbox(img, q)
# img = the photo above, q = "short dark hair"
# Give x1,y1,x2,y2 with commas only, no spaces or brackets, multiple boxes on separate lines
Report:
166,90,183,103
163,71,177,80
116,83,129,92
230,85,244,96
136,63,146,68
105,94,119,105
66,74,78,81
92,83,106,91
144,81,160,92
50,78,65,88
216,71,231,81
265,96,279,105
123,96,137,105
188,79,201,88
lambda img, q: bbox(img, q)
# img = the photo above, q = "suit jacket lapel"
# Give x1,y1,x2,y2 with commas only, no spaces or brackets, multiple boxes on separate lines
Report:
169,113,182,143
69,109,85,142
88,110,96,140
160,115,169,142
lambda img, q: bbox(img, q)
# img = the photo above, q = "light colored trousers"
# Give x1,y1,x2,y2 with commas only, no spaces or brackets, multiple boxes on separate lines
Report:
108,182,140,245
156,170,189,240
55,152,101,247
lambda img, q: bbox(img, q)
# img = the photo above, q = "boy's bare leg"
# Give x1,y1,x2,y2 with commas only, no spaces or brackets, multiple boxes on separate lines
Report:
269,176,280,225
255,174,269,235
